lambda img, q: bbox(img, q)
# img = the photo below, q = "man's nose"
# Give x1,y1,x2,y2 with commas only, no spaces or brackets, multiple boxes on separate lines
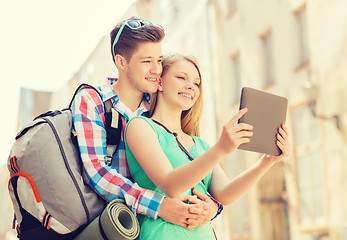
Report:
151,62,162,75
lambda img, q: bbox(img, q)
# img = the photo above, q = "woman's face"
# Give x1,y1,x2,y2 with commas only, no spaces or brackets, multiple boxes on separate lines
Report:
160,59,201,111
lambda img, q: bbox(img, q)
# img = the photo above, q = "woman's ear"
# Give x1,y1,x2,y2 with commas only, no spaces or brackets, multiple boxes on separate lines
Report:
158,77,163,91
115,54,127,71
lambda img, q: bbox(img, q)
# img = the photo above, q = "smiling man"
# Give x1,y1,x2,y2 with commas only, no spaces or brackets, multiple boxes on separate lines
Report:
71,17,222,230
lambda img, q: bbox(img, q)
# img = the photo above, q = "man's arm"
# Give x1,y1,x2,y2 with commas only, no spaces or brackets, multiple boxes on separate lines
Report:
71,88,164,219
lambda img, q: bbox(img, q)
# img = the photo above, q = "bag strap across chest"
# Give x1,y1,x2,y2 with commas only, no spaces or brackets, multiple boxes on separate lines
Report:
151,119,205,188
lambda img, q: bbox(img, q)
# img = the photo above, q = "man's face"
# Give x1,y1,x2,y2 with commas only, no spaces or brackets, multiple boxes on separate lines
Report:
125,41,163,94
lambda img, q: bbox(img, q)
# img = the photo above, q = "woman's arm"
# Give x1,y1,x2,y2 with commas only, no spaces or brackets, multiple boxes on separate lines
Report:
126,109,253,198
208,158,274,205
126,117,222,198
208,124,291,205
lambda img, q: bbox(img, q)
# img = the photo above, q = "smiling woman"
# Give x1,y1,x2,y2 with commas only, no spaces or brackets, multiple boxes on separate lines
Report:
149,54,203,137
124,53,290,239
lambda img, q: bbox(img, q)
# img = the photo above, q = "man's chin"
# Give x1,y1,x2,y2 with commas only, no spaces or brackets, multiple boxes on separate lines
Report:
145,86,159,94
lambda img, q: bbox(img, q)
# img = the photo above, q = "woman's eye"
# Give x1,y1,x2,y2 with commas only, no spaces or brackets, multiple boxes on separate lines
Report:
177,76,185,80
194,83,200,87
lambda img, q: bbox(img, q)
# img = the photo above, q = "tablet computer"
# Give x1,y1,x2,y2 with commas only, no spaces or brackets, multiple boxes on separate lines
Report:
238,87,288,155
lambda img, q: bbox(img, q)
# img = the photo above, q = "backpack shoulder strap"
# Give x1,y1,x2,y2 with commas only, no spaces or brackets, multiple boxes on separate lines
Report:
69,83,122,166
104,100,122,166
68,83,102,109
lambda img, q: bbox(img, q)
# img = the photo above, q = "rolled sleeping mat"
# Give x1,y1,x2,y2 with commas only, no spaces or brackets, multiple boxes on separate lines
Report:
74,199,140,240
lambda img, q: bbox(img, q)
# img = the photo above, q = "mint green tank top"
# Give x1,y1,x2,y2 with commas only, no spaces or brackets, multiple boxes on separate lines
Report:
125,116,215,240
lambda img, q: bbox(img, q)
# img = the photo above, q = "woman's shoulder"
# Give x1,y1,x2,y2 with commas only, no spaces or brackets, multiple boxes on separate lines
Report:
125,116,163,144
128,116,154,125
127,116,159,132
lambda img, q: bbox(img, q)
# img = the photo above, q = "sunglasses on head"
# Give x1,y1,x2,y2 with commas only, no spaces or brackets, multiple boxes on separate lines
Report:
112,19,153,59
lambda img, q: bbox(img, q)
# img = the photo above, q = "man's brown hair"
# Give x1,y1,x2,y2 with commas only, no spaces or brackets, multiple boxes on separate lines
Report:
110,17,165,63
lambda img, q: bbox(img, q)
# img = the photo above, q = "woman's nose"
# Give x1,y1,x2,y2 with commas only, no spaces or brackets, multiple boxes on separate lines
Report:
185,81,194,90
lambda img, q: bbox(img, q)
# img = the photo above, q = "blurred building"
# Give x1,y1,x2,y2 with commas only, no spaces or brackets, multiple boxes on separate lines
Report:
0,88,53,237
16,88,52,130
209,0,347,239
49,35,117,110
7,0,347,239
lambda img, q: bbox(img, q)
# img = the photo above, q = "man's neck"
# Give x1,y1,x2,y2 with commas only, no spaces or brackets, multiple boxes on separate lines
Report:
112,79,144,112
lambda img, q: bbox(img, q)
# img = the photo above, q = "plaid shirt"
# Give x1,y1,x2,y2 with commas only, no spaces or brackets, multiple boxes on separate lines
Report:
71,78,163,219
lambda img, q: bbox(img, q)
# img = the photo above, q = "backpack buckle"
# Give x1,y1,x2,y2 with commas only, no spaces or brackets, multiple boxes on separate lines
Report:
105,155,113,166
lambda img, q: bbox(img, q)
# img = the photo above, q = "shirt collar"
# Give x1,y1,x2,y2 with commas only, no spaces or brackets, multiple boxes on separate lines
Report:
98,78,151,114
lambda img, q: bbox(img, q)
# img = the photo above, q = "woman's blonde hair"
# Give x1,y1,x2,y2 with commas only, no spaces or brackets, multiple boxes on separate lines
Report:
148,53,203,137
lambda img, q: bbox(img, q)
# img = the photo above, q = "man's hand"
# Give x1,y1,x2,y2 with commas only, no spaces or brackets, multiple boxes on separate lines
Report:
158,196,203,230
157,192,219,230
191,190,218,225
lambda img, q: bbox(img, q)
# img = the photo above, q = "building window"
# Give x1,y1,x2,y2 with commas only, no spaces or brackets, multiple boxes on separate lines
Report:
261,31,275,87
227,0,237,15
226,150,250,238
231,53,242,104
293,106,325,226
295,6,309,68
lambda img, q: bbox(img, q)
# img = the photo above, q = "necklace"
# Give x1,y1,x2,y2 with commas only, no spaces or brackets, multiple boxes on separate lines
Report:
152,119,218,240
151,119,205,190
